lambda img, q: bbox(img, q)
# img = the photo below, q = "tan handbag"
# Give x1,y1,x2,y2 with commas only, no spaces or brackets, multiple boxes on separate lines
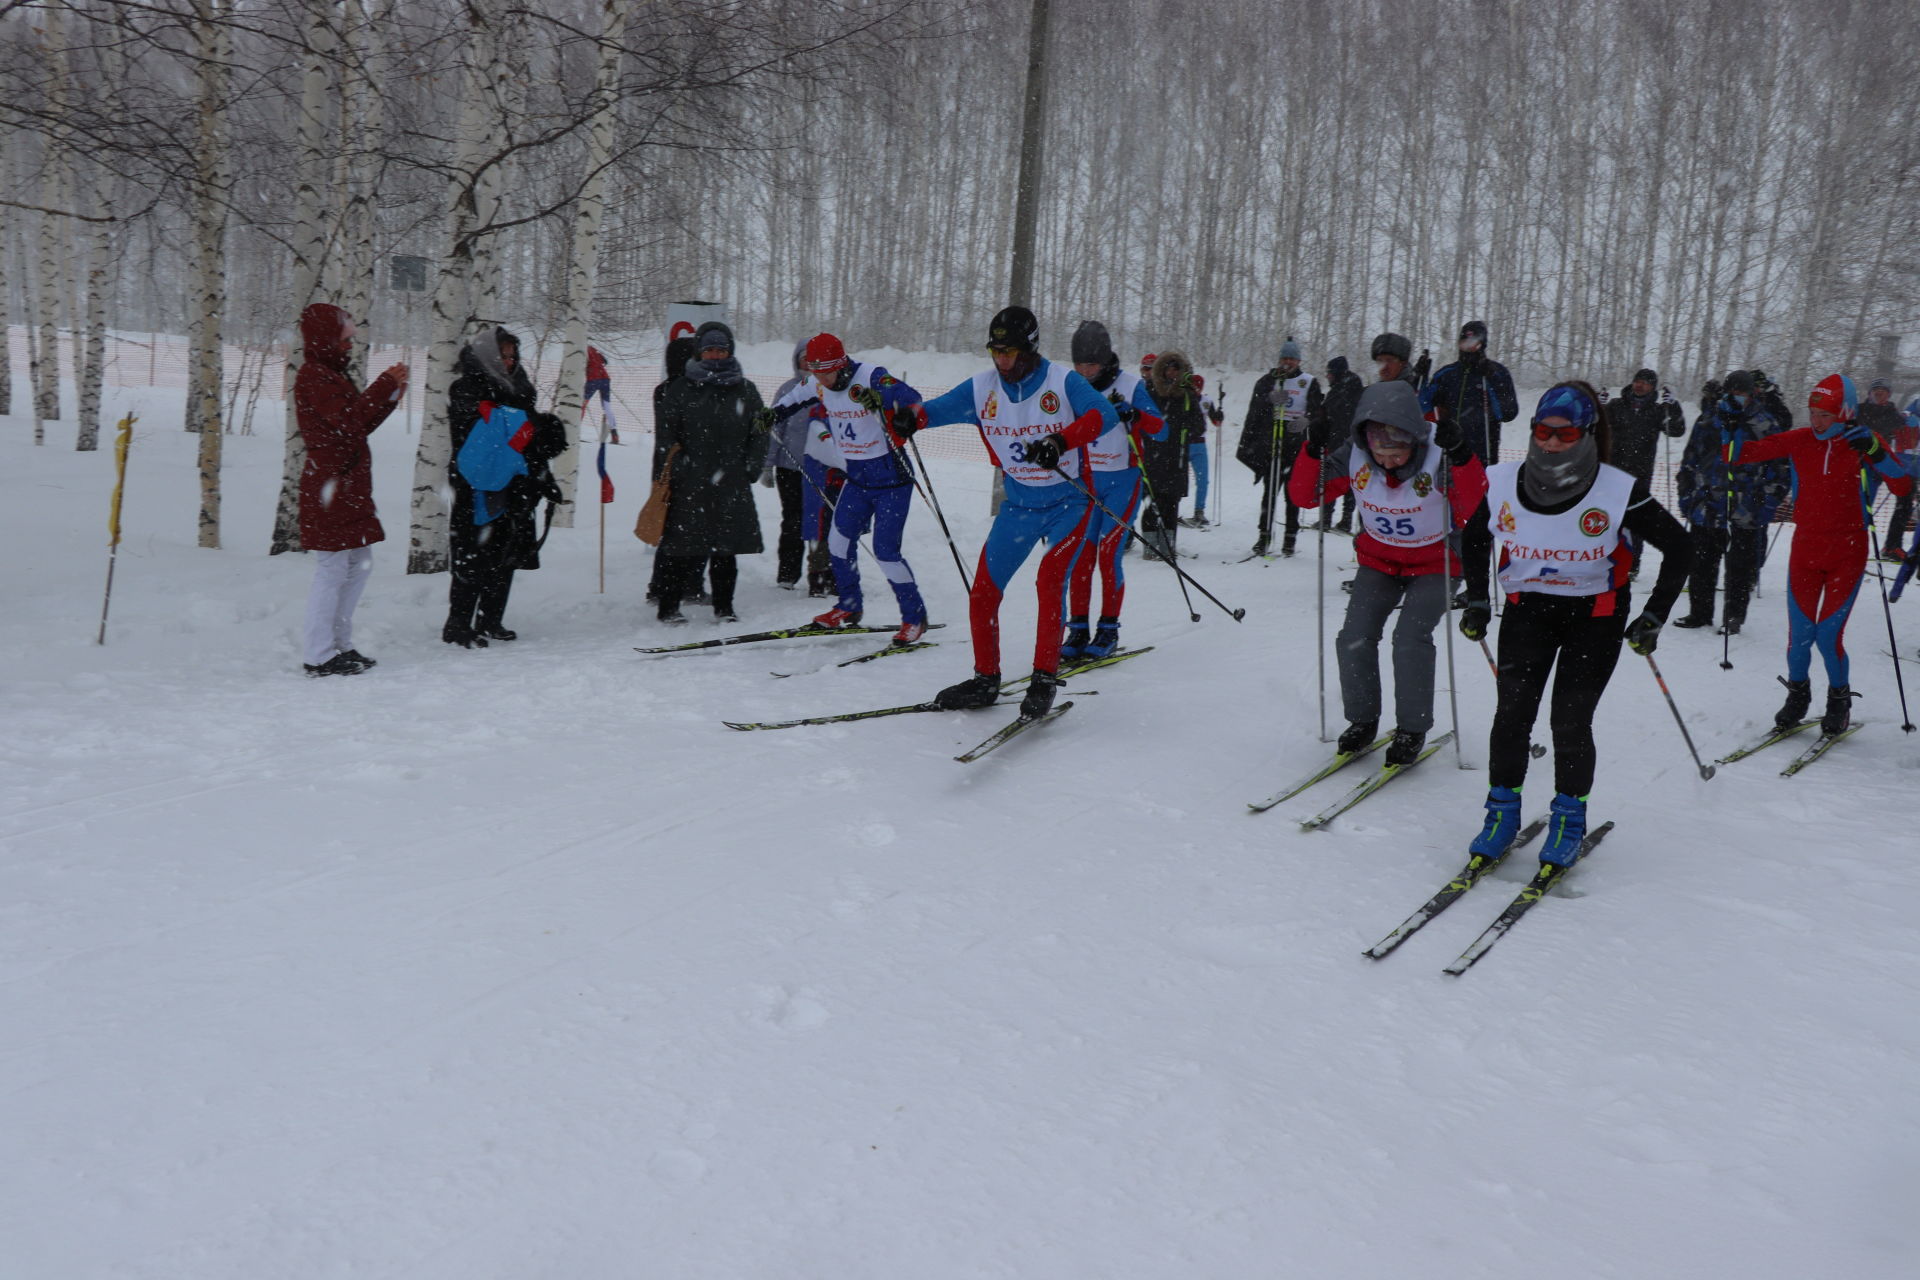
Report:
633,444,679,545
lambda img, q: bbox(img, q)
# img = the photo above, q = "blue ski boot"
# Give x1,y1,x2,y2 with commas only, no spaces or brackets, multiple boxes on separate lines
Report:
1468,786,1524,859
1082,616,1121,660
1059,616,1091,663
1539,792,1589,867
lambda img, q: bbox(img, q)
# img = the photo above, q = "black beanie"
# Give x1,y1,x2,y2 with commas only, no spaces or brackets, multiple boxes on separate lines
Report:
1071,320,1114,365
1633,368,1658,386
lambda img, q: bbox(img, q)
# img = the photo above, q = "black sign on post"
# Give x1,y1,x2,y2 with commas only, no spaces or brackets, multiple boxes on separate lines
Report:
389,255,429,293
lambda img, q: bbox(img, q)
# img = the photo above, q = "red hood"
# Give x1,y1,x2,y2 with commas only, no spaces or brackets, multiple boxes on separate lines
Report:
300,303,352,371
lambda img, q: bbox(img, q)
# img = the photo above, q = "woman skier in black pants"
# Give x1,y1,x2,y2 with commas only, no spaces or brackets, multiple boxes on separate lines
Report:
1458,381,1692,867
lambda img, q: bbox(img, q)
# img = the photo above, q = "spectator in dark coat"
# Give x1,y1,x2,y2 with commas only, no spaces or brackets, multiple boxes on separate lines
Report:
1607,368,1687,485
1672,370,1786,632
1312,355,1364,532
295,302,408,675
653,321,768,622
1142,350,1201,560
1421,320,1519,465
1412,347,1433,391
443,325,567,647
1859,378,1912,558
647,334,703,604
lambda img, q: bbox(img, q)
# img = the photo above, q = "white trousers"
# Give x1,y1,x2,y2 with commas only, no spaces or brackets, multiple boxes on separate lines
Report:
304,546,374,666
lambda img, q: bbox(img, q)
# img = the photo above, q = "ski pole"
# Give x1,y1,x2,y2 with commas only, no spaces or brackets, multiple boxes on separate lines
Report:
902,431,974,594
1439,464,1465,767
1315,444,1329,742
1125,429,1200,621
1643,652,1717,780
1050,462,1245,622
1867,519,1917,732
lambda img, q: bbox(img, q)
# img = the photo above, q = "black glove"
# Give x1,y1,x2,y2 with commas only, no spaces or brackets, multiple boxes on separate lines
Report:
1025,432,1068,472
1108,394,1139,425
1625,610,1662,655
849,383,884,412
1306,413,1331,454
1844,421,1883,457
1459,600,1491,642
888,403,923,440
754,407,775,430
1431,413,1466,458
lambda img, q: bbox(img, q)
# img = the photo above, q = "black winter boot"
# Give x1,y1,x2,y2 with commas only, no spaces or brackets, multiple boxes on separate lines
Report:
1336,720,1379,754
1774,677,1812,730
1821,685,1856,737
935,671,1001,711
1385,729,1427,767
1019,670,1063,720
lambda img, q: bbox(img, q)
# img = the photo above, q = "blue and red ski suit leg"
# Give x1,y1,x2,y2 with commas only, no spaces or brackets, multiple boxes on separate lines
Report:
1730,427,1912,684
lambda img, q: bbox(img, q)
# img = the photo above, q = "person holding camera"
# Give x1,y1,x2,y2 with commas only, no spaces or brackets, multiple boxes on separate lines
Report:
444,325,568,647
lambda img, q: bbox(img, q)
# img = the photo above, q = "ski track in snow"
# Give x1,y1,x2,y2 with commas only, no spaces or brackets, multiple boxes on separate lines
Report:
5,376,1920,1279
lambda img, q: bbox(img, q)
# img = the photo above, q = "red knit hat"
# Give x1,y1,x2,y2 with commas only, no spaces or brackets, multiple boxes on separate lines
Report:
803,333,848,375
1807,373,1857,422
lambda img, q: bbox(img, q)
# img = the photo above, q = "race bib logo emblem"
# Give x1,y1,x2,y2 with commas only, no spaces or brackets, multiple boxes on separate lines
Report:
1579,507,1611,537
1412,472,1433,497
1354,463,1372,490
1497,501,1517,533
983,391,999,420
1040,390,1061,416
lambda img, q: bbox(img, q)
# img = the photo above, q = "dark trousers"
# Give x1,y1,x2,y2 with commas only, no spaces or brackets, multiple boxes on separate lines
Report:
1684,525,1761,624
1489,594,1627,796
1887,488,1915,551
447,521,519,637
776,468,805,584
657,554,736,616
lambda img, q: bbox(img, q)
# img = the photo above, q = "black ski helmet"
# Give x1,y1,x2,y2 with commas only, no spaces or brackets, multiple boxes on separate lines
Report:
987,305,1040,353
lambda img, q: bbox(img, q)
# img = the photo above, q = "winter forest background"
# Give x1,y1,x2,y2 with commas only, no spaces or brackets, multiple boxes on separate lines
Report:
3,0,1918,554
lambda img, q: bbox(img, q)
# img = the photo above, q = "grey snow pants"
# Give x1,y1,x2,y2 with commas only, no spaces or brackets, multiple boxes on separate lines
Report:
1335,565,1451,734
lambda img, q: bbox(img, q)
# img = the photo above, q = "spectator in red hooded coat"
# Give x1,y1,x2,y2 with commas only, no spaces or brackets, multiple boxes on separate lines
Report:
294,302,408,675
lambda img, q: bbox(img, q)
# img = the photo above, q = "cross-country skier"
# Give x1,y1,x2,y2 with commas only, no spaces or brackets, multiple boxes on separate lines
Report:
898,306,1118,718
1061,320,1164,663
1724,373,1913,734
1859,379,1911,561
1141,351,1203,561
1291,379,1488,765
1457,381,1692,867
1238,338,1322,557
770,333,930,645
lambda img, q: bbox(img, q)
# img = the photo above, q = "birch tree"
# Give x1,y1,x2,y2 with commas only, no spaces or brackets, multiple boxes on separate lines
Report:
191,0,230,548
269,0,341,555
550,0,627,527
407,0,497,576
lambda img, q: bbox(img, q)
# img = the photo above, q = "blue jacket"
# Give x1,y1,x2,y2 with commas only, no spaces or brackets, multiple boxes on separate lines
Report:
1675,400,1789,530
1420,357,1518,463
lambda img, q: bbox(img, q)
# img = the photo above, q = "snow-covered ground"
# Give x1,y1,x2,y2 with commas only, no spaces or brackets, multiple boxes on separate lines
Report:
5,365,1919,1279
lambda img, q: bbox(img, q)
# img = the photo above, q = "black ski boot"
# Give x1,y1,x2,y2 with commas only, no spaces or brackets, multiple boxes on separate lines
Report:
1673,613,1713,629
1336,719,1378,754
1018,669,1062,720
1280,535,1297,558
935,671,1001,711
1774,677,1812,730
1385,729,1427,767
1821,685,1856,736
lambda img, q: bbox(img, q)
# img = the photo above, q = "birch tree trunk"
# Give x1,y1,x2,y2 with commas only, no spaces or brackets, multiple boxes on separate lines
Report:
192,0,230,548
35,175,63,424
270,0,340,555
550,0,627,529
339,0,380,377
407,0,495,575
78,193,109,452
